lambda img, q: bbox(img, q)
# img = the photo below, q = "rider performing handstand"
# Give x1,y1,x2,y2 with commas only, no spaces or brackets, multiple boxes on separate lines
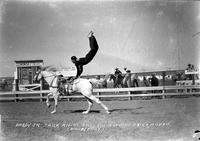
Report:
70,31,99,80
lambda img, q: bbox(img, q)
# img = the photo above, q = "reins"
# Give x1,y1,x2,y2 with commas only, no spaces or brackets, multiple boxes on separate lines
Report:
49,75,58,88
39,71,59,88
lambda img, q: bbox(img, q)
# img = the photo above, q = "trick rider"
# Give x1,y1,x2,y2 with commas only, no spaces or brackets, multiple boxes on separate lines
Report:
70,31,99,81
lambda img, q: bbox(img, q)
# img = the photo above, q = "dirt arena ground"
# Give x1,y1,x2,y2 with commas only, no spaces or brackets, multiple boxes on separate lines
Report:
0,97,199,141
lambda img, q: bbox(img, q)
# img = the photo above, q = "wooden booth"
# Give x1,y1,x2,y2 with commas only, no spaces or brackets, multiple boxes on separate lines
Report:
14,60,44,91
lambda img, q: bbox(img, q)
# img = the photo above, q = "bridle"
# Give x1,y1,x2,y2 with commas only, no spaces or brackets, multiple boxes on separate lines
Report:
35,70,59,88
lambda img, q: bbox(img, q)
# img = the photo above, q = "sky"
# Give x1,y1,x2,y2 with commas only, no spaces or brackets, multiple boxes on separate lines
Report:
0,0,200,77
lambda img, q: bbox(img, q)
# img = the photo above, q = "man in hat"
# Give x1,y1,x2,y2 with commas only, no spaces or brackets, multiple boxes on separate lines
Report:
113,68,123,87
186,64,193,80
114,68,122,76
70,31,99,80
150,73,159,93
151,73,159,87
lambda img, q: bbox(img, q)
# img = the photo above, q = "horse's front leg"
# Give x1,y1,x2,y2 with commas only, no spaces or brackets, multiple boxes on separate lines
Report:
51,93,59,114
46,93,52,108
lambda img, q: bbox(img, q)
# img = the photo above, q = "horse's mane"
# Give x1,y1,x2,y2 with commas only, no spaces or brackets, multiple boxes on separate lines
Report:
41,65,58,72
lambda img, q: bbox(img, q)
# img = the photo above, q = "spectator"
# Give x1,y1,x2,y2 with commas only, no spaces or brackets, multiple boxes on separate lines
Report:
186,64,192,71
186,64,193,80
132,74,139,87
191,65,195,71
143,76,149,87
123,67,127,73
150,74,159,93
151,74,159,86
123,67,131,74
123,68,131,87
124,68,131,74
190,65,197,85
95,75,102,88
177,72,182,81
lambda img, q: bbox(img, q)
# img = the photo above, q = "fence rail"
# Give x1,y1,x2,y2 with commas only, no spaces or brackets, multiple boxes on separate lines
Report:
0,85,199,101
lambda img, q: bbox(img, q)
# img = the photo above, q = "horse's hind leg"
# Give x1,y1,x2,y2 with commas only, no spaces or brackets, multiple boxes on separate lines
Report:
82,98,93,114
51,94,59,114
88,95,110,114
46,93,52,108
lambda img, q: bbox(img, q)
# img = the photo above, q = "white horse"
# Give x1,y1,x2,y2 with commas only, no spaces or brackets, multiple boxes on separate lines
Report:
34,67,110,114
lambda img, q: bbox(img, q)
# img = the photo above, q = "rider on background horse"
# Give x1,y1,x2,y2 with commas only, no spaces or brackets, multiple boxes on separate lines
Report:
114,68,122,76
113,68,123,87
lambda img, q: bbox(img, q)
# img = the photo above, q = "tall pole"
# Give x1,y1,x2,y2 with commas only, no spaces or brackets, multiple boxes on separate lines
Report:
177,31,181,70
176,2,181,70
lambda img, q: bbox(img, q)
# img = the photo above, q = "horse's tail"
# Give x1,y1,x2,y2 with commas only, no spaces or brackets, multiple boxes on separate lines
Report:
88,80,94,86
87,79,97,88
88,79,96,84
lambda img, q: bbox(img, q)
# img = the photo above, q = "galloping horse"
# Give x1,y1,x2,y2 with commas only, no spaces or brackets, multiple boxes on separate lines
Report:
34,66,110,114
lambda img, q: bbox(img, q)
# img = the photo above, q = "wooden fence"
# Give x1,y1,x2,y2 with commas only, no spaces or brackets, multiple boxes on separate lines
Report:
0,85,199,102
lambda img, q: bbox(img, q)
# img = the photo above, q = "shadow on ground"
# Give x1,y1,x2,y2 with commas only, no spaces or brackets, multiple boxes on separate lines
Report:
63,107,146,115
63,109,100,114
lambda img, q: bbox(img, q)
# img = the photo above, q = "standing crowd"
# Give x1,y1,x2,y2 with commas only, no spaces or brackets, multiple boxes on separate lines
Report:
113,67,159,88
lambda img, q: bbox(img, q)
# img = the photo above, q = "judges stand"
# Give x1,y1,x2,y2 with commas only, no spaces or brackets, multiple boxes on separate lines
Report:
13,60,44,101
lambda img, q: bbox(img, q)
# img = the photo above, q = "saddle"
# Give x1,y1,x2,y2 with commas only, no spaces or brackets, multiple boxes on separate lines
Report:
57,76,74,96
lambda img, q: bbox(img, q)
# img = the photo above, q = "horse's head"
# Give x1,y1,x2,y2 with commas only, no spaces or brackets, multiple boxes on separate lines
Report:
34,66,58,85
33,69,43,83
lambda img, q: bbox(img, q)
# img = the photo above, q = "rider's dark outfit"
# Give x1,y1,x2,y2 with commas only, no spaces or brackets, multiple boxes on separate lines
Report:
59,34,99,95
114,69,122,76
73,35,99,78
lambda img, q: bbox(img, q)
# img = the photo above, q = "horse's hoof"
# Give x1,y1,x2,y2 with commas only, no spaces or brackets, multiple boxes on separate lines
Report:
82,111,89,114
51,110,56,114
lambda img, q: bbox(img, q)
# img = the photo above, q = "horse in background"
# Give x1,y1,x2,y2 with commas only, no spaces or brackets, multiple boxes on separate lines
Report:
34,66,110,114
122,71,132,87
109,73,124,88
89,74,110,88
109,73,139,88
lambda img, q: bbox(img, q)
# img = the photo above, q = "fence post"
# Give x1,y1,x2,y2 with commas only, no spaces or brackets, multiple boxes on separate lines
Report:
12,80,17,102
162,86,165,99
13,91,18,102
162,71,166,87
15,79,19,102
97,92,101,100
40,80,43,102
128,91,132,100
